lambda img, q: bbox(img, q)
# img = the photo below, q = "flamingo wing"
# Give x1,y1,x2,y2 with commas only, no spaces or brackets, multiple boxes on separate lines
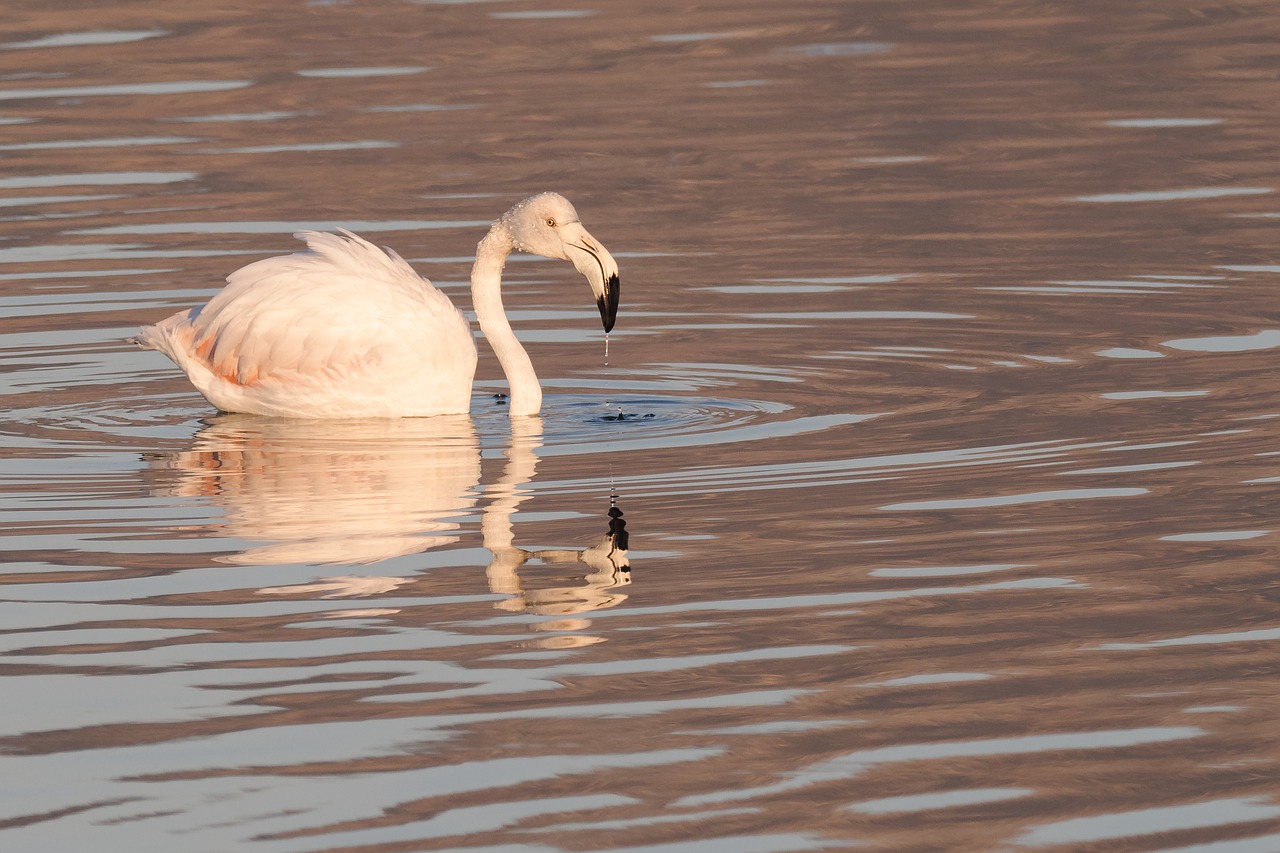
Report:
136,230,477,416
188,230,468,387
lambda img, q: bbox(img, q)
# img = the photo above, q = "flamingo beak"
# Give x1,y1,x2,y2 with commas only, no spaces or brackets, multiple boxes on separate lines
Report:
565,225,620,333
597,271,620,333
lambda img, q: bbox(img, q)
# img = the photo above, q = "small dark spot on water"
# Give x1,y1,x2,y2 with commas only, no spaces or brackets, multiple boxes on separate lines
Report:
493,393,507,406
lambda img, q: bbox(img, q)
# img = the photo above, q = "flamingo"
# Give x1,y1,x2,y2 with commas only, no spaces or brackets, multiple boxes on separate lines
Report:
131,192,620,417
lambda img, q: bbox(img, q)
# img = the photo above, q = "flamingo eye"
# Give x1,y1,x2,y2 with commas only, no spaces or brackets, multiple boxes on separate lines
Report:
545,217,556,227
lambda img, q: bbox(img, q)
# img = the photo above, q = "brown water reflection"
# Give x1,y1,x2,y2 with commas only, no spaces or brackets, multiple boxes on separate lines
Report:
3,0,1280,850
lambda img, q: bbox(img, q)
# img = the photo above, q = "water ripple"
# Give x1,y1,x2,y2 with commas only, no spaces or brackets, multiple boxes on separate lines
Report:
1,30,168,50
1016,797,1280,847
1164,329,1280,352
297,66,429,78
675,727,1203,807
848,787,1031,815
0,171,195,189
0,81,249,100
881,487,1148,512
1074,186,1272,202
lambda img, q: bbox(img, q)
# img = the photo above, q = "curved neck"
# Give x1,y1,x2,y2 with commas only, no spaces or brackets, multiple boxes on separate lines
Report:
473,226,541,416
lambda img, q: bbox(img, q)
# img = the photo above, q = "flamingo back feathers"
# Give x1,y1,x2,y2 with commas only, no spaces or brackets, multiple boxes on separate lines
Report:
133,229,476,417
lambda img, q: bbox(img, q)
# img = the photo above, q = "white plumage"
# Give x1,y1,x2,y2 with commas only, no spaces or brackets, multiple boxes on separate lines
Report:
133,193,620,418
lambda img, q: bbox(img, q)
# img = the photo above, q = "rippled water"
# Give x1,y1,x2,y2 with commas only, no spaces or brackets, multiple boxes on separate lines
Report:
4,2,1280,851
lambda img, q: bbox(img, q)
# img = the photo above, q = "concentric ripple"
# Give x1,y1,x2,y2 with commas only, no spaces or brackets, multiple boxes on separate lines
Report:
476,392,870,457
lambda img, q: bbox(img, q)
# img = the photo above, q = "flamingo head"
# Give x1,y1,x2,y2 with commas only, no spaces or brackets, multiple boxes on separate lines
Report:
501,193,620,333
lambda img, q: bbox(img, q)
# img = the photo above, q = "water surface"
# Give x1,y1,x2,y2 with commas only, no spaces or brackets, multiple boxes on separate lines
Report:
3,1,1280,851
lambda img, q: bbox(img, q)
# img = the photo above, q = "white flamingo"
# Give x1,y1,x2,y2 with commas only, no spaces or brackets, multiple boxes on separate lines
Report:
132,193,619,417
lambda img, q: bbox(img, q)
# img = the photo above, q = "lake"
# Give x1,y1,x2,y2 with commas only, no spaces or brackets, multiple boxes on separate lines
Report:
3,1,1280,851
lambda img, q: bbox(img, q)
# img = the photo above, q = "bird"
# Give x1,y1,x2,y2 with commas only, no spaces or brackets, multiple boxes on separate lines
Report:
131,192,620,418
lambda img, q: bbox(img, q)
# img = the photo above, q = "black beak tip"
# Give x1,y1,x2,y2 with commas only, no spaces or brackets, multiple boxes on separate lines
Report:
598,273,620,333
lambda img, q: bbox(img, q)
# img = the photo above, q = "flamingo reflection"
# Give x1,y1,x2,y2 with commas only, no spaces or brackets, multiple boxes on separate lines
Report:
147,414,630,625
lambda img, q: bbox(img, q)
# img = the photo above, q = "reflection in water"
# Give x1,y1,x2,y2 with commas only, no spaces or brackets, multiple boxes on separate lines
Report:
486,419,631,639
149,414,481,565
148,414,630,623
